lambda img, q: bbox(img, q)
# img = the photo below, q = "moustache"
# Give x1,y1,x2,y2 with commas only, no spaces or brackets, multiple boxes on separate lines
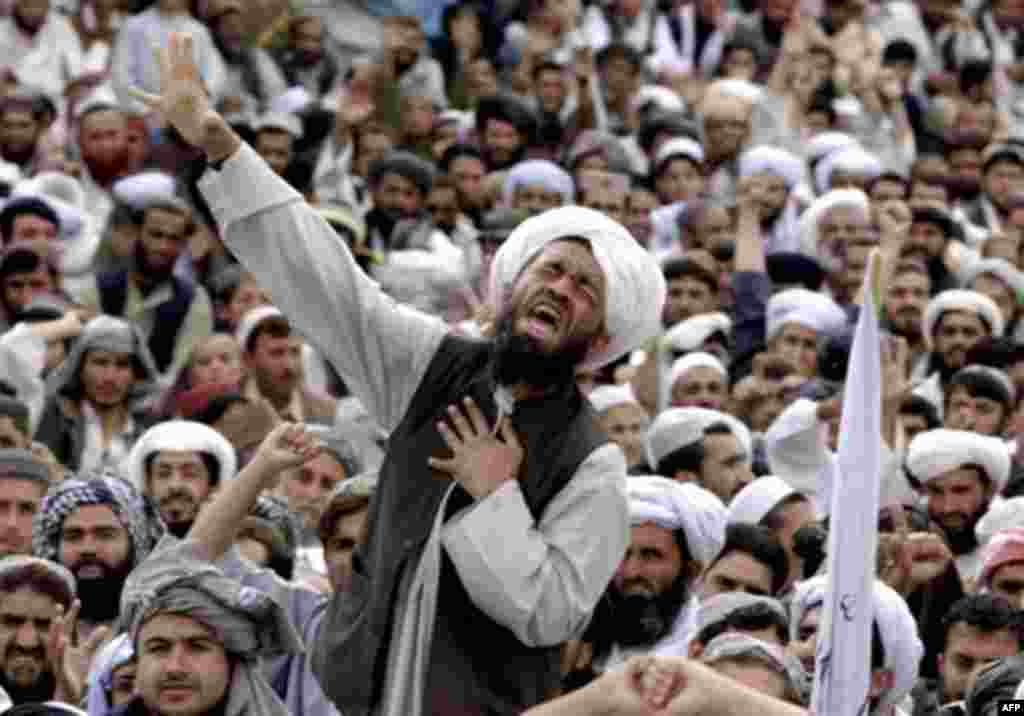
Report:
159,675,200,691
159,491,197,507
71,559,111,579
6,645,44,661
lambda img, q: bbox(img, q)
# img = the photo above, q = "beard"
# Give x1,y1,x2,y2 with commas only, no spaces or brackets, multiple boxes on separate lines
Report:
133,237,175,287
0,657,56,705
946,176,981,202
70,557,134,623
83,149,130,186
1,141,35,166
933,504,987,556
158,490,202,538
490,308,591,391
605,572,691,648
365,206,410,244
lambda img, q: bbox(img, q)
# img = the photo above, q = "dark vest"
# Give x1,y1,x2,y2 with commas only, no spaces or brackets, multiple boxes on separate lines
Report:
96,271,195,373
312,335,610,716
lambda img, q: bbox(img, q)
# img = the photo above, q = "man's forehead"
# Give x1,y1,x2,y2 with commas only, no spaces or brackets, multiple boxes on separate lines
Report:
140,612,218,641
63,503,122,529
537,239,605,279
152,449,205,466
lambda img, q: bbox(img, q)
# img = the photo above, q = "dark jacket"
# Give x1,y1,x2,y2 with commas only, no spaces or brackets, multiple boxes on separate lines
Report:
33,396,153,474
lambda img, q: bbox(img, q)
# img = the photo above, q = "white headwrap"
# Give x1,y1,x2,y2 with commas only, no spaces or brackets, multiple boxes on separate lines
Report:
627,475,727,564
798,188,871,263
814,146,882,195
112,171,177,210
728,475,798,526
739,146,805,190
654,137,705,172
126,420,238,492
922,290,1005,346
962,258,1024,305
790,576,923,715
664,312,732,353
645,406,751,471
502,160,574,206
706,78,763,106
86,634,134,716
906,428,1011,493
766,288,847,340
12,172,88,243
805,132,860,165
633,85,686,114
487,206,667,370
252,111,303,138
976,497,1024,545
588,384,641,414
236,305,283,351
668,352,727,388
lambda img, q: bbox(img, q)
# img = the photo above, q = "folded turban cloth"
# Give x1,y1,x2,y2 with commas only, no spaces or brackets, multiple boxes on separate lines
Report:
923,290,1005,346
790,576,923,715
701,633,808,703
728,475,798,526
979,528,1024,589
588,383,642,414
633,84,686,115
739,146,805,190
906,428,1011,493
12,173,86,243
502,160,574,207
627,475,727,564
0,448,50,485
0,556,75,605
805,132,860,166
653,137,705,175
696,592,788,635
33,478,156,568
814,146,883,195
120,538,302,660
963,258,1024,305
797,189,871,265
645,406,751,472
976,497,1024,544
112,171,177,210
706,78,763,105
366,151,435,196
236,305,283,350
664,312,732,354
669,351,727,387
487,205,667,371
766,288,848,340
86,634,134,716
252,111,303,138
126,420,237,493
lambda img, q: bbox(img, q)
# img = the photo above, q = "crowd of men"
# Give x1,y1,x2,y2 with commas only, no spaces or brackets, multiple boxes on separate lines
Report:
5,0,1024,714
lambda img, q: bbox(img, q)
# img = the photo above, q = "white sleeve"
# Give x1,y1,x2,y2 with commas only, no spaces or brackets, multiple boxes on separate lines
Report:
199,143,448,434
441,444,629,647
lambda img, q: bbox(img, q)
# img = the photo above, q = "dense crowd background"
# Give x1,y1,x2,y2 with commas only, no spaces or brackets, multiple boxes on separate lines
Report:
6,0,1024,714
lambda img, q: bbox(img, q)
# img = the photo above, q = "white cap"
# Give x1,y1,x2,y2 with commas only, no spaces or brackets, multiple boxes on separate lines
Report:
588,383,641,414
728,475,798,526
654,137,705,170
627,475,728,564
253,111,303,138
766,288,847,340
664,312,732,353
906,428,1011,493
236,305,283,351
923,290,1005,347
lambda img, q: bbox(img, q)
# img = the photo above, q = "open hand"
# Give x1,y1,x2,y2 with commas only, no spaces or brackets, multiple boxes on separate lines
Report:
251,423,322,476
130,33,213,146
428,397,523,499
47,600,110,705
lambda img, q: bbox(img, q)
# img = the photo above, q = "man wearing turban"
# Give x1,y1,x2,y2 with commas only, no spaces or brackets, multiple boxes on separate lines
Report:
134,32,667,716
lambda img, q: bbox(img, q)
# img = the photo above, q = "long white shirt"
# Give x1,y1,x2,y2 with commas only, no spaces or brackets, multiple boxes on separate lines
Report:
0,10,82,102
198,143,630,716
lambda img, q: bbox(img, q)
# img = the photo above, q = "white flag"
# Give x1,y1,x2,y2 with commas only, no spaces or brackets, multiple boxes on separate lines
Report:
810,252,883,716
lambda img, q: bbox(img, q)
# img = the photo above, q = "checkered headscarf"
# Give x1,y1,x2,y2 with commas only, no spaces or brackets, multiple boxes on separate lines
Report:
32,478,158,568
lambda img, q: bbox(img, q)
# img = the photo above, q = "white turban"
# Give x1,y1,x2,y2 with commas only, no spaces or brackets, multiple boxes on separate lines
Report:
112,171,178,210
252,111,303,138
126,420,238,492
13,172,87,243
236,305,283,350
805,132,860,165
706,78,763,106
487,206,667,371
906,429,1011,493
588,383,641,414
798,188,871,262
962,258,1024,304
654,137,705,171
633,84,686,114
766,288,847,340
627,475,727,564
669,352,727,388
502,160,575,206
739,146,805,190
728,475,798,526
814,146,882,195
976,497,1024,545
922,290,1005,346
664,312,732,353
646,406,751,471
790,576,923,715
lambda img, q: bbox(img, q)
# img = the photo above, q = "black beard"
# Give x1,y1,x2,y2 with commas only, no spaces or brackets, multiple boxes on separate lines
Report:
606,573,691,648
935,507,986,556
165,520,192,539
133,239,175,288
73,559,134,623
366,207,402,243
0,659,56,705
1,142,35,167
483,146,525,172
761,206,784,228
490,309,590,391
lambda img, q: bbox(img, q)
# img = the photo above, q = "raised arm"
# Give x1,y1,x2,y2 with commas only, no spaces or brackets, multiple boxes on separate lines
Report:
133,33,448,433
